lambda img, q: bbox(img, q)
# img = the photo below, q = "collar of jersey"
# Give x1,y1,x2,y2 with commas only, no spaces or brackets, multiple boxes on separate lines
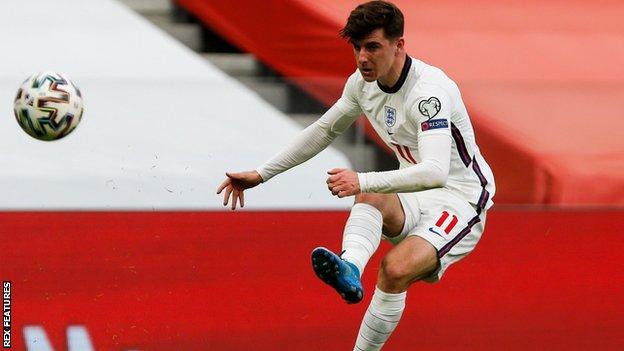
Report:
377,55,412,94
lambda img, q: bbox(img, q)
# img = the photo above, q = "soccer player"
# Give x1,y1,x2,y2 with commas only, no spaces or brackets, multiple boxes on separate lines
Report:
217,1,495,349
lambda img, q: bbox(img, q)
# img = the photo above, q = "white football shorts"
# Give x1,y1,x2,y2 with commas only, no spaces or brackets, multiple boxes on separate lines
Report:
386,188,487,283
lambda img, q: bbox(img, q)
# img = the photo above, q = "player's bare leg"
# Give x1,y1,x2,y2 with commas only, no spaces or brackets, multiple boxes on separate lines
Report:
354,235,437,351
311,193,404,303
378,236,437,292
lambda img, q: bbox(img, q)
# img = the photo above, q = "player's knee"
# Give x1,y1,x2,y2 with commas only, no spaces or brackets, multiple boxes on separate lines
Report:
354,193,386,211
379,255,413,291
355,193,404,236
354,193,397,221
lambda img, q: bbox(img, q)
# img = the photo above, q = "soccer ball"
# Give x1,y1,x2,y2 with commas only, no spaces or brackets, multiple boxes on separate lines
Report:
13,71,84,141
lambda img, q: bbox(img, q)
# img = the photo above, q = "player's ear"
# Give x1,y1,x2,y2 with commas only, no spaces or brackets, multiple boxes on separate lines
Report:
395,37,405,54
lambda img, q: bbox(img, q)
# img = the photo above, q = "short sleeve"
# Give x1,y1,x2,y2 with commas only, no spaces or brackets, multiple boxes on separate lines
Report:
408,85,452,137
334,71,362,117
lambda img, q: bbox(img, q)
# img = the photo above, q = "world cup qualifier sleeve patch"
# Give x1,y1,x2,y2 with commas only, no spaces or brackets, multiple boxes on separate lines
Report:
418,97,447,131
418,97,441,118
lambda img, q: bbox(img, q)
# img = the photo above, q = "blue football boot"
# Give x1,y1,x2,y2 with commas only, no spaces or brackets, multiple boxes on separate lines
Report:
311,247,363,304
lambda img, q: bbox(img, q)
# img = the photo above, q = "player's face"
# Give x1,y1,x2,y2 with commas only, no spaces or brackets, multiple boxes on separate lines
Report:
351,28,400,83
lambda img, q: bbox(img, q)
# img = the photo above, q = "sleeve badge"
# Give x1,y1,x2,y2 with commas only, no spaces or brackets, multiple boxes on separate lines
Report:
418,97,441,118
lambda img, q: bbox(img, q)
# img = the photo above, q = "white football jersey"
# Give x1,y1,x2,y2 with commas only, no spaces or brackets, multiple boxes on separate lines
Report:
335,56,495,210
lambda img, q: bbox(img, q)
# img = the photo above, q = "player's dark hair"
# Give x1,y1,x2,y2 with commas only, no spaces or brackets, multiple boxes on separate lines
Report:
340,1,404,42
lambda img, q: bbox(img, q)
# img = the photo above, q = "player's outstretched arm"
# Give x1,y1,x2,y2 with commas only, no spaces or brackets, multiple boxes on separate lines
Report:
216,171,263,210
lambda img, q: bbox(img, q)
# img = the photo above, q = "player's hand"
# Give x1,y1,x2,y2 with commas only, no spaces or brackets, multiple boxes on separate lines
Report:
326,168,361,198
216,170,263,210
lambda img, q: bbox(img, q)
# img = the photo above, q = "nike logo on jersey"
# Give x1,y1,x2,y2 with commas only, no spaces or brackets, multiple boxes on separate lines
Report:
428,227,444,237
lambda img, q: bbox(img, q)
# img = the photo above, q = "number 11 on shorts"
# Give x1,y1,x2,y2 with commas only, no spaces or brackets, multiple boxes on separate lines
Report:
435,211,458,234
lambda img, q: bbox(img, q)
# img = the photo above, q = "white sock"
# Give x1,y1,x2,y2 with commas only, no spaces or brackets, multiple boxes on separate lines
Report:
341,203,382,276
354,287,406,351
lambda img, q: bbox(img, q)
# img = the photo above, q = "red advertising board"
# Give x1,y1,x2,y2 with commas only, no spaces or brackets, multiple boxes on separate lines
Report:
1,210,622,350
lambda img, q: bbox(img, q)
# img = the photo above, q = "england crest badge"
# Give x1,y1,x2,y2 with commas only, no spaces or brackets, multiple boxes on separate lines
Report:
384,106,396,127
